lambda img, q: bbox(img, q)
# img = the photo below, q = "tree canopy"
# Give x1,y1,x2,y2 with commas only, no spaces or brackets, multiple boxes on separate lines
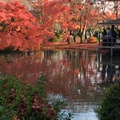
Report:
0,1,42,52
0,0,120,51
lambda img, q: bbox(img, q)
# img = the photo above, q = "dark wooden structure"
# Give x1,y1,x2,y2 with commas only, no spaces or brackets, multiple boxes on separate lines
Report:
98,19,120,56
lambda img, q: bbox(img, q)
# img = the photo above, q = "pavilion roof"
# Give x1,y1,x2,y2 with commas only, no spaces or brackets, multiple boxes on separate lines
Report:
98,19,120,26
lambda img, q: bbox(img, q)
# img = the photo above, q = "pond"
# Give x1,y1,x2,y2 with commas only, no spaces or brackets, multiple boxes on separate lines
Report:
0,49,120,120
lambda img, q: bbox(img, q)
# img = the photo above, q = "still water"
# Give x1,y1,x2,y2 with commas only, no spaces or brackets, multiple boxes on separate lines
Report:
0,49,119,120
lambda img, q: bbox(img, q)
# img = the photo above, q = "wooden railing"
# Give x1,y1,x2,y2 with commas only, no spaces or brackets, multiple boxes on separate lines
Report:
98,37,120,56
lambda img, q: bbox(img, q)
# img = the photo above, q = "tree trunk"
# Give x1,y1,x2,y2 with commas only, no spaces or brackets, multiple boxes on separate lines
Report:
80,36,82,43
73,35,76,42
67,38,70,44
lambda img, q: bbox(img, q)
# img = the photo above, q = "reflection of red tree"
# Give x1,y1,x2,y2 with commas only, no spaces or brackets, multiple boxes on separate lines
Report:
0,50,102,102
0,52,43,83
44,59,74,96
0,52,73,96
45,51,102,102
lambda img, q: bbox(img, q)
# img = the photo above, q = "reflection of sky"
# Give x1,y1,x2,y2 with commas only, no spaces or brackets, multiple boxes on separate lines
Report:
60,107,98,120
48,93,100,120
72,112,98,120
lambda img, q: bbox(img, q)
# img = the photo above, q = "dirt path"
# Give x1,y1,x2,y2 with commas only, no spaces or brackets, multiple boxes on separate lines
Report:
41,42,99,51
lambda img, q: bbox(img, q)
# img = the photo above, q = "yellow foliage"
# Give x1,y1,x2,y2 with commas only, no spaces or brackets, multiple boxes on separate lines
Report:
87,36,97,43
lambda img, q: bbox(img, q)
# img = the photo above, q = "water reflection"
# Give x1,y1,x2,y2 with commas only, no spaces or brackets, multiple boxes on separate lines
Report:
98,51,120,86
0,49,115,120
44,50,103,120
0,52,43,83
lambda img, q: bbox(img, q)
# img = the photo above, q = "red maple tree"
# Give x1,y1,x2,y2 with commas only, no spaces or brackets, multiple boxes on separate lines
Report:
31,0,70,42
0,1,42,52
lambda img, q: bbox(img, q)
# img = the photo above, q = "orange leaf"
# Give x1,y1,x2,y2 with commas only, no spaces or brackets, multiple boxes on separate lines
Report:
16,26,21,31
13,116,17,120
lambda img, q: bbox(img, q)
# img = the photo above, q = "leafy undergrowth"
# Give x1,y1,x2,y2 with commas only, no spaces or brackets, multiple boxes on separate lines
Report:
0,75,73,120
41,42,98,51
96,81,120,120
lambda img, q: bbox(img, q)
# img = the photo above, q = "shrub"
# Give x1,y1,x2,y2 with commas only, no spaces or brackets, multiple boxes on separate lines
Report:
87,36,98,43
48,32,62,42
0,75,72,120
96,81,120,120
55,32,61,39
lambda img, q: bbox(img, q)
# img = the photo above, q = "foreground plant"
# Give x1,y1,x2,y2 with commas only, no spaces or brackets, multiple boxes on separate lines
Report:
0,75,72,120
96,81,120,120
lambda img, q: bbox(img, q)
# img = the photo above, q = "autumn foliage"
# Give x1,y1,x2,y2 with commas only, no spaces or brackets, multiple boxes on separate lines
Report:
0,1,71,52
31,0,71,41
0,1,42,52
0,0,118,52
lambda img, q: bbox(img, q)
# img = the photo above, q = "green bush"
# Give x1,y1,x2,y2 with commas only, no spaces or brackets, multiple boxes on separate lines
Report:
0,75,72,120
48,32,62,42
96,81,120,120
49,38,58,42
55,32,61,39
